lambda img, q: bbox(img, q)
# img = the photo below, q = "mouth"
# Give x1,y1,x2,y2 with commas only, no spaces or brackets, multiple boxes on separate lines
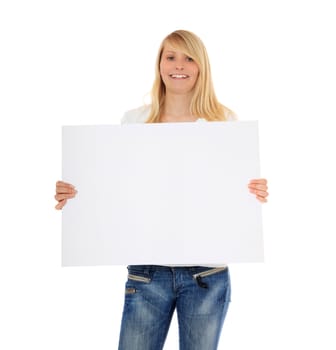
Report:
169,74,189,79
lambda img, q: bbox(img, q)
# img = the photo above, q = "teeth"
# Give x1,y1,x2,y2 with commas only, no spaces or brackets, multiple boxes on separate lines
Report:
171,74,187,78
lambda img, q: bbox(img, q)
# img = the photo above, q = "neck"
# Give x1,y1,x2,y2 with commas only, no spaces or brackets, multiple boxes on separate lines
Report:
160,92,197,122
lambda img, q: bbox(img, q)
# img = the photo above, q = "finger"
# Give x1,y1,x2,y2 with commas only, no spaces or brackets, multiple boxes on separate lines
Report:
55,199,67,210
249,178,267,185
56,189,77,197
56,181,75,189
249,184,268,191
56,181,75,187
56,181,76,191
248,184,267,192
56,186,77,195
257,190,269,198
249,188,269,198
54,192,77,201
256,195,268,203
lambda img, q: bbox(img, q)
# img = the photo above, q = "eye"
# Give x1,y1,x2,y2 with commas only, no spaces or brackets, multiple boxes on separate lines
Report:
186,56,194,62
167,56,175,61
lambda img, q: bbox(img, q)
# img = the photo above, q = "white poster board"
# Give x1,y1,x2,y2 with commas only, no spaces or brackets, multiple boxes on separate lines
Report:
62,121,263,266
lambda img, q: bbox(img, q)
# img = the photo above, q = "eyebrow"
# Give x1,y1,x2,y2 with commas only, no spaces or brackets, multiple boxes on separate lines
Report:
162,49,192,59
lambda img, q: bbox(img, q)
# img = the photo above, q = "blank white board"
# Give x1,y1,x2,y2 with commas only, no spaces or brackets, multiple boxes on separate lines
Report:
62,121,263,266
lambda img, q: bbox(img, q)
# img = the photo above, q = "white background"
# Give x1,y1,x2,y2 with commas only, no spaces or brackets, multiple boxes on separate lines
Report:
0,0,335,349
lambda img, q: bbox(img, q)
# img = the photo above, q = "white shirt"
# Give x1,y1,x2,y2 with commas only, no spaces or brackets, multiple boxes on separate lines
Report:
121,105,212,124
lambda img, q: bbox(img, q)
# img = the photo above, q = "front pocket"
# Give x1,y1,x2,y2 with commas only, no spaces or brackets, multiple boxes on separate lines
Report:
128,274,151,283
192,266,227,280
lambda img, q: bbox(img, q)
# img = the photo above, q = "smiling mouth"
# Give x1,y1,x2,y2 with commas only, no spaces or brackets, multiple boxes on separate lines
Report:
169,74,189,79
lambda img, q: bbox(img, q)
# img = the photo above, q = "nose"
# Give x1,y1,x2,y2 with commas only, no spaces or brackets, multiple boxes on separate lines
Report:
175,58,184,70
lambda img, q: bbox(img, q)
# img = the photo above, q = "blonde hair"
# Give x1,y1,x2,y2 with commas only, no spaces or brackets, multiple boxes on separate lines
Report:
146,30,234,123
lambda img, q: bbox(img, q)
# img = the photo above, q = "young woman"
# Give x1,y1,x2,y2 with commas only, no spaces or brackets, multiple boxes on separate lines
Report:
55,30,268,350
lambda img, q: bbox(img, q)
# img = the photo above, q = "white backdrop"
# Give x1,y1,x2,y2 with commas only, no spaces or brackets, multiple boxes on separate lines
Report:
0,0,335,349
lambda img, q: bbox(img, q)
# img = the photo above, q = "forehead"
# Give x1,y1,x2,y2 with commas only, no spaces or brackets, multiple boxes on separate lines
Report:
162,45,189,56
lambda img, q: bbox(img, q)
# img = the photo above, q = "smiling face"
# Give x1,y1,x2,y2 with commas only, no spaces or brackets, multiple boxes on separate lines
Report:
159,46,200,95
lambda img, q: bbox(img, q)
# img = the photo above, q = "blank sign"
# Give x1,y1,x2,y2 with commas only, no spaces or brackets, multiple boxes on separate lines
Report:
62,121,263,266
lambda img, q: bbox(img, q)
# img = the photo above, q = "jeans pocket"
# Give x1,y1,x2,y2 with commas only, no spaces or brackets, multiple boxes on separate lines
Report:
127,265,152,283
128,274,151,283
192,266,228,289
192,266,227,280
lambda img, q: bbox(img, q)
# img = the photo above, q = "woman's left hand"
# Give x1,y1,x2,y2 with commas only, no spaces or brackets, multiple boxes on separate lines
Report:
248,179,268,203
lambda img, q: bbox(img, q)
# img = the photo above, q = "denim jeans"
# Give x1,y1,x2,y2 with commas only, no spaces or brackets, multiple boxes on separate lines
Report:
118,265,231,350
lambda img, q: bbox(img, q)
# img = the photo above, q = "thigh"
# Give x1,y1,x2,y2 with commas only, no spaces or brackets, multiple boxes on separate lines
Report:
177,267,231,350
118,265,175,350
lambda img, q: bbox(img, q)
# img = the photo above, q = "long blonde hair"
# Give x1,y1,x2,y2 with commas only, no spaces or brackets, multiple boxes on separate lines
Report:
146,30,234,123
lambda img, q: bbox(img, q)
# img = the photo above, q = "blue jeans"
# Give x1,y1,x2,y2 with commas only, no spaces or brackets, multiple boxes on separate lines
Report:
118,265,231,350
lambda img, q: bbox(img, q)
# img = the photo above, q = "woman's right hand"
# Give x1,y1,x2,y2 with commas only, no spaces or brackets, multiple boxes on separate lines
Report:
55,181,77,210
